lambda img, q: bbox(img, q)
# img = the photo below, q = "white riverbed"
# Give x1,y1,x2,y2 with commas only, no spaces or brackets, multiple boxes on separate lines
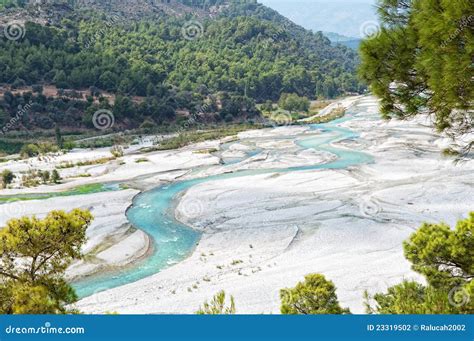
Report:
74,96,473,314
1,96,472,314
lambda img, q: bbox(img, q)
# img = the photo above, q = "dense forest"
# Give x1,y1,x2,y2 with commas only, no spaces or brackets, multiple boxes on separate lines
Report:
0,0,363,149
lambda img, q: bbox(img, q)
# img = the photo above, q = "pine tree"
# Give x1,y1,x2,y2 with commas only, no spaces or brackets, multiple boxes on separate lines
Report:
51,170,61,184
359,0,473,153
55,127,64,150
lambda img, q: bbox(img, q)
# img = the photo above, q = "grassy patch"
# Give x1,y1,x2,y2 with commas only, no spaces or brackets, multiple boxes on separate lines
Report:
261,100,332,121
0,183,114,203
310,100,332,112
305,107,346,124
72,173,92,178
135,158,150,163
143,124,261,152
442,148,460,157
57,157,115,169
193,148,218,154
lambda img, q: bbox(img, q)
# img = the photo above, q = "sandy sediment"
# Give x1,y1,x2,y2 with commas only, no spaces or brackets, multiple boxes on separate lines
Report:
0,145,221,279
74,96,474,314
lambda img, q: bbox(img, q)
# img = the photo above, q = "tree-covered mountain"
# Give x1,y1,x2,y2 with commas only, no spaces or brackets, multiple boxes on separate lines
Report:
0,0,364,138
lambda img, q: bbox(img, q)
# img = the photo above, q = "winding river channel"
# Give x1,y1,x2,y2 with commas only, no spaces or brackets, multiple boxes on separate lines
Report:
73,104,375,298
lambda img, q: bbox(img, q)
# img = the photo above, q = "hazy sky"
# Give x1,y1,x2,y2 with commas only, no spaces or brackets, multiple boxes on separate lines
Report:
262,0,375,3
259,0,378,38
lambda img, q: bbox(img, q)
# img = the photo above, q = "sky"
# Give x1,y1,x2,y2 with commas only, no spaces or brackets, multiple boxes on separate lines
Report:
259,0,378,38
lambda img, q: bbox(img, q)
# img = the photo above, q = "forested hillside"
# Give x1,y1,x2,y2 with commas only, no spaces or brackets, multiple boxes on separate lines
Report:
0,0,363,146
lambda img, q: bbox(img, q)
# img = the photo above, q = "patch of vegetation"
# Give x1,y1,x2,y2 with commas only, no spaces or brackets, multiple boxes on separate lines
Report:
193,148,218,154
280,274,350,314
196,291,236,315
261,96,333,122
135,158,150,163
20,142,59,158
74,134,133,149
110,145,124,158
73,173,92,178
305,106,346,124
16,169,60,188
278,93,310,114
145,125,262,152
1,169,14,188
442,148,460,158
310,101,332,112
0,183,112,203
56,157,115,169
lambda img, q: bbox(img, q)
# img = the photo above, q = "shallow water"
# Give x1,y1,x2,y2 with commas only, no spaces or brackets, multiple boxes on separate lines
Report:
73,105,374,298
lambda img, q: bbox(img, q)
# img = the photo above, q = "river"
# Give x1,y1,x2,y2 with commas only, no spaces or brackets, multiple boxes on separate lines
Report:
73,102,375,298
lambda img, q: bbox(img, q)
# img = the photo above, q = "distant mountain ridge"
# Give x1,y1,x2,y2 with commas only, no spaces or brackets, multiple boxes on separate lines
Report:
324,32,357,42
324,32,361,50
260,0,377,38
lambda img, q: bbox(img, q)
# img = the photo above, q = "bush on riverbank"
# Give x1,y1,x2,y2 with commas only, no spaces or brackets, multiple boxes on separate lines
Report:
196,291,236,315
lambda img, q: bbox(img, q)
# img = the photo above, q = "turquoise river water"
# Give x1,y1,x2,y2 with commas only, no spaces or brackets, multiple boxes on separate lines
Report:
73,106,374,298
